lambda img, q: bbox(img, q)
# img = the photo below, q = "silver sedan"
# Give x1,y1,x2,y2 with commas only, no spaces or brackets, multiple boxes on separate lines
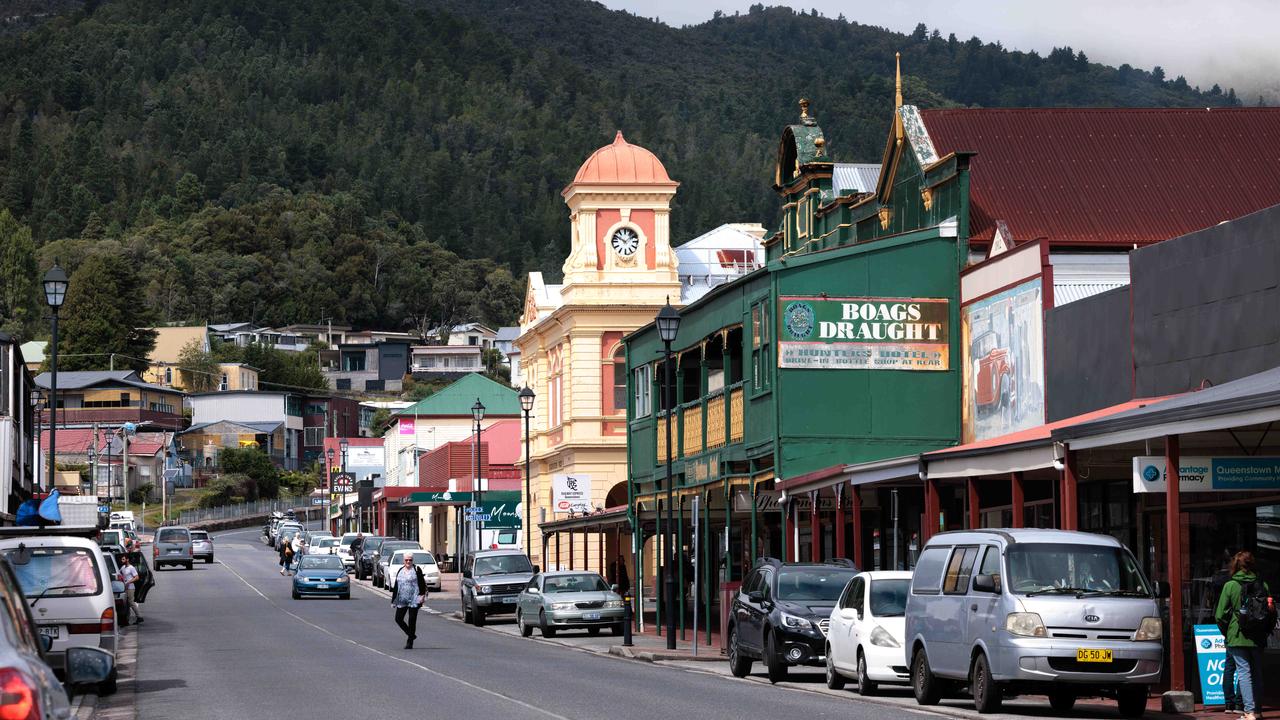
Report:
515,571,625,638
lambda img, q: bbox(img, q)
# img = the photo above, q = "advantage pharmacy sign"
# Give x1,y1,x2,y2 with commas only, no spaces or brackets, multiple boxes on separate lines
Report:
1132,456,1280,493
777,296,949,371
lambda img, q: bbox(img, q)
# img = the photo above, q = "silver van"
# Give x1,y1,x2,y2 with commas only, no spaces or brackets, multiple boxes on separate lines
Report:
153,526,194,570
904,529,1166,717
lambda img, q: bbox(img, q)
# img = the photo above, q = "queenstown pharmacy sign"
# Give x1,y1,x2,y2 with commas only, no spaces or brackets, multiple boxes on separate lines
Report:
1132,456,1280,493
777,296,950,371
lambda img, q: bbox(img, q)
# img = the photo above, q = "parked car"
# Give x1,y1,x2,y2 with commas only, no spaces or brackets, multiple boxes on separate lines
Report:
460,549,538,626
515,571,624,638
825,570,912,694
387,549,441,592
336,533,360,571
0,531,120,694
373,541,424,588
275,526,304,554
311,537,340,556
727,557,859,683
354,537,388,580
153,526,194,570
291,555,350,600
97,530,125,549
0,555,114,714
190,530,214,564
905,529,1165,716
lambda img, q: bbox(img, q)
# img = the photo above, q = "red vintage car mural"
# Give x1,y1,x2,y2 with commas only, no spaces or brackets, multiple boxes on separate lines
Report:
972,329,1014,415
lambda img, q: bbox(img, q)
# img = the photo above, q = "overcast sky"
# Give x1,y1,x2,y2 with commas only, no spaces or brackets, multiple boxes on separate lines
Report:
602,0,1279,103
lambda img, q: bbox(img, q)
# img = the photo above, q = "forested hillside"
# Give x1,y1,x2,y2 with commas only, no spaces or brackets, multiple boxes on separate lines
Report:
0,0,1238,340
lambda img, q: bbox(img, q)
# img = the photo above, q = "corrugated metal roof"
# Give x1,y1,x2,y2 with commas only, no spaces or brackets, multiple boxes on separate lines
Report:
920,107,1280,248
832,163,880,197
1053,279,1129,307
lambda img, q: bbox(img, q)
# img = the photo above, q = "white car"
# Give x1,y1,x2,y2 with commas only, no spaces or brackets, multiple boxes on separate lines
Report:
825,571,912,695
0,533,120,694
311,537,340,555
387,549,441,592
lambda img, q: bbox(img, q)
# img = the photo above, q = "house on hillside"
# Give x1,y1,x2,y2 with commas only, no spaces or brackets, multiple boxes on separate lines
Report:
35,371,186,433
319,340,410,392
183,391,306,472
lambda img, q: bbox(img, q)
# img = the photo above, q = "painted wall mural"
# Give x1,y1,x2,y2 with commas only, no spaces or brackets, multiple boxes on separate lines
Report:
961,278,1045,442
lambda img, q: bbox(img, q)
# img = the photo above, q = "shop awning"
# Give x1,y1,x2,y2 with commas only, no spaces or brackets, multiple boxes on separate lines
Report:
924,397,1172,479
1056,366,1280,450
539,506,630,533
776,455,920,496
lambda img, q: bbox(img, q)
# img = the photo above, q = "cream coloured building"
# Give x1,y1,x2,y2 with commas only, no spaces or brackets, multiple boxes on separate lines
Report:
516,132,683,574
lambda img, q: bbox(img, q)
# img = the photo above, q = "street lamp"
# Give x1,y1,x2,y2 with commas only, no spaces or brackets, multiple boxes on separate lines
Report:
471,399,486,551
339,439,349,532
29,389,43,492
326,447,335,534
42,262,68,494
655,300,681,650
518,387,535,554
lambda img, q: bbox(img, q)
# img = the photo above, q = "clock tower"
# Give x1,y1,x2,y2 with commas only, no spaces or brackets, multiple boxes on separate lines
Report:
558,131,682,305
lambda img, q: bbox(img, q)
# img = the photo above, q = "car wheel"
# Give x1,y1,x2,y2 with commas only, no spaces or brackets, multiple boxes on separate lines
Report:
587,627,600,636
1116,686,1148,718
206,556,214,564
912,647,942,706
473,608,485,627
292,589,301,600
462,595,473,623
540,611,556,638
1049,689,1076,713
764,630,788,684
185,562,193,570
611,622,624,636
971,652,1002,714
727,625,753,678
99,669,118,696
825,644,846,690
518,611,533,637
857,649,878,696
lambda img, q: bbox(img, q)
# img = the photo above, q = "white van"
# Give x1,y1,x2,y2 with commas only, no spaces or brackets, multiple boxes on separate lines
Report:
0,533,120,694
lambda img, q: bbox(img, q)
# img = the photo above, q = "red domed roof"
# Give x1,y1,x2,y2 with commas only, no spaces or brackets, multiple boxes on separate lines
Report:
573,131,673,184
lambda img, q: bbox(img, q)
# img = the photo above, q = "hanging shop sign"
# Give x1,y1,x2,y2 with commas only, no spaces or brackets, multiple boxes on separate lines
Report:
1132,456,1280,493
552,474,592,514
777,296,949,371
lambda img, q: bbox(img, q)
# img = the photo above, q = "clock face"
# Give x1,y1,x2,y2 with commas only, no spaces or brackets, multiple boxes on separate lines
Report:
610,228,640,257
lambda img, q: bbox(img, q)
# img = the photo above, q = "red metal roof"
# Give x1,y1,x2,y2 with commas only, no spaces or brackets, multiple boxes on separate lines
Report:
920,107,1280,248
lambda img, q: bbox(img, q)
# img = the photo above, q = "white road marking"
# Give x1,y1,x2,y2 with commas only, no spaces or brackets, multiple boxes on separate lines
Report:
217,555,568,720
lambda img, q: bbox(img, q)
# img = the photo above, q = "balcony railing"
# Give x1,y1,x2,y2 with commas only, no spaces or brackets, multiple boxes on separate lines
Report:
729,386,744,442
682,402,703,455
652,382,746,466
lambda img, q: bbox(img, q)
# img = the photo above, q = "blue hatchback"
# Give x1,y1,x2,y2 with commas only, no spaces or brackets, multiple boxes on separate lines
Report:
292,554,350,599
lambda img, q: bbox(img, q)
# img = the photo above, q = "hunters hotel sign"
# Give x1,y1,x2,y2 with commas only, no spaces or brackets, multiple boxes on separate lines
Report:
778,296,950,371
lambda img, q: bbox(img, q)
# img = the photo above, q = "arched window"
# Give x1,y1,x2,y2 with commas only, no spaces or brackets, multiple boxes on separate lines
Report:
612,347,627,414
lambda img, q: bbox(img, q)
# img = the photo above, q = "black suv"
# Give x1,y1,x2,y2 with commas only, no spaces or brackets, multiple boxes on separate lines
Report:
727,557,858,683
354,536,387,580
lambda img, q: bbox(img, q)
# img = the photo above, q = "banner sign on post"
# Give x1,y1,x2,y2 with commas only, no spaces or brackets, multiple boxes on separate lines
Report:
1133,456,1280,493
1194,624,1229,705
777,296,950,371
400,418,415,436
552,474,591,514
331,472,355,493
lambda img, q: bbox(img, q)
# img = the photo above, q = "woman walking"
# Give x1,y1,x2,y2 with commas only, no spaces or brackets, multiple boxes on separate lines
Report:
391,552,428,649
279,536,293,575
1215,551,1275,720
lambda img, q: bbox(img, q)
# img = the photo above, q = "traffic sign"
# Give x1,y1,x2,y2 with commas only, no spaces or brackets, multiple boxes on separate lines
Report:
97,505,111,513
468,514,492,522
311,497,324,505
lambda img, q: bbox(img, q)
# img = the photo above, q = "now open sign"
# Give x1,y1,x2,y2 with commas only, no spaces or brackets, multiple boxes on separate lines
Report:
1193,624,1232,704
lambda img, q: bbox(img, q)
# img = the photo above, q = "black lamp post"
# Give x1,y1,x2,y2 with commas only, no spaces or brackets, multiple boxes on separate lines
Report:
518,387,535,554
30,390,43,491
471,399,486,550
42,263,68,494
655,300,681,650
326,447,335,534
339,439,349,532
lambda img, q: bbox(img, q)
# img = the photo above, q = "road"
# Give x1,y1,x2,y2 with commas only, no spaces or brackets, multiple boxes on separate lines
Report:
131,526,919,720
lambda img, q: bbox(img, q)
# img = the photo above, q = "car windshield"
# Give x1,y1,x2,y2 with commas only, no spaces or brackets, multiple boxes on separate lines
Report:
157,529,189,543
473,554,533,576
1006,543,1151,595
382,544,416,557
191,532,209,541
99,531,123,546
4,548,102,598
317,538,338,548
544,574,608,593
340,536,357,547
776,568,856,602
869,579,910,616
299,556,342,571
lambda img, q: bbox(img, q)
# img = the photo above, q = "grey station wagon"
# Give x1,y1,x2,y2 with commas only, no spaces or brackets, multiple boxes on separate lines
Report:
153,527,194,570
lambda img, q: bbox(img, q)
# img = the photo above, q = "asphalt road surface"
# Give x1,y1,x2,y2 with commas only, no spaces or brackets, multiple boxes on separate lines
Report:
132,526,922,720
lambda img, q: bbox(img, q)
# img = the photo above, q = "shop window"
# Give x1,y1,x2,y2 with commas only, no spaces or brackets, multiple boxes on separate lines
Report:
611,347,627,414
750,301,772,394
633,365,652,417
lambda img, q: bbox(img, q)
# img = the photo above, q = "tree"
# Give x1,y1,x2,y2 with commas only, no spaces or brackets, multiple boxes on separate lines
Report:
218,446,280,500
177,338,221,392
0,210,40,339
55,253,157,372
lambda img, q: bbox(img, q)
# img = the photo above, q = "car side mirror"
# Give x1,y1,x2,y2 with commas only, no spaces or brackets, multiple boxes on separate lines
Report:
972,574,1000,594
38,634,51,653
746,590,764,603
838,607,856,621
1153,581,1170,599
462,569,472,579
528,587,540,595
111,581,125,594
610,584,619,593
532,565,540,574
65,647,114,695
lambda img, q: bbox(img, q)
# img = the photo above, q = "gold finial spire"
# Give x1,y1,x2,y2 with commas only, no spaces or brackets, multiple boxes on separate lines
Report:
799,98,810,120
895,52,903,109
813,137,825,157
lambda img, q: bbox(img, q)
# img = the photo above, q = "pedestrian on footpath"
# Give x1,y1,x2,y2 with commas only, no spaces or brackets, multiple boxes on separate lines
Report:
120,555,144,624
350,532,364,574
1210,550,1241,713
291,533,305,574
1215,551,1276,720
391,552,428,649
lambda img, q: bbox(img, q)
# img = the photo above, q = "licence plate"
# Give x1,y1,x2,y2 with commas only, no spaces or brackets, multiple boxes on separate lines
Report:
316,584,328,589
167,549,181,554
1076,648,1112,663
38,626,59,639
502,597,517,604
583,612,601,621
